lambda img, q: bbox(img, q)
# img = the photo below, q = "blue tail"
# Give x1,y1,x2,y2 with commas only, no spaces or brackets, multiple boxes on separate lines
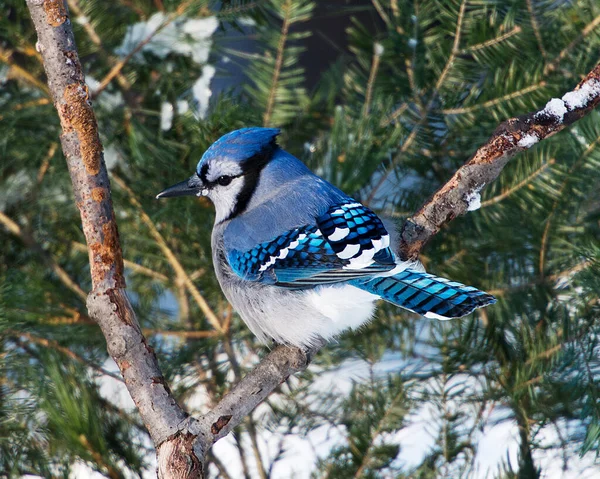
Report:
354,269,496,319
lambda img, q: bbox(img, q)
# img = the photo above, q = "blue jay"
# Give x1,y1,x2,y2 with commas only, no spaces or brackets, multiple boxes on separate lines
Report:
157,127,495,348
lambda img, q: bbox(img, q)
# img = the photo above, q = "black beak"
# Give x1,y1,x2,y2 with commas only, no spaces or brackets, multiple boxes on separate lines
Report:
156,175,203,199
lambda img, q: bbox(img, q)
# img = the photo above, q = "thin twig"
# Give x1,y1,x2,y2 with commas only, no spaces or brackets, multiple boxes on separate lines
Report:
111,173,223,332
526,0,547,61
263,0,292,127
362,44,383,119
92,11,180,98
371,0,391,27
367,0,467,204
0,211,87,301
0,46,50,95
352,386,406,478
460,25,522,54
67,0,132,91
9,332,124,383
72,241,170,282
544,14,600,74
442,81,546,115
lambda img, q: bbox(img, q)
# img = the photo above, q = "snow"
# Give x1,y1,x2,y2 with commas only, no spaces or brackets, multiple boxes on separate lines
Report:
537,98,567,122
85,76,124,110
103,145,121,170
517,133,539,148
0,65,8,85
237,16,256,27
533,79,600,125
374,42,384,56
192,65,216,119
562,78,600,109
115,13,218,65
160,102,174,130
74,15,89,25
571,127,589,147
465,184,484,211
176,100,189,114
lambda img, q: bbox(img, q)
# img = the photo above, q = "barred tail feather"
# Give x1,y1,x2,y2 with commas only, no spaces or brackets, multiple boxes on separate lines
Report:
356,269,496,319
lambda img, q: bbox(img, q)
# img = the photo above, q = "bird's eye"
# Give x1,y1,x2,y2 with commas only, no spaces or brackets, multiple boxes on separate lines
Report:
217,175,233,186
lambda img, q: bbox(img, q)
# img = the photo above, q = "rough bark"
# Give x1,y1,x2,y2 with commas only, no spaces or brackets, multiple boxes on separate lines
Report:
26,1,200,476
26,1,600,477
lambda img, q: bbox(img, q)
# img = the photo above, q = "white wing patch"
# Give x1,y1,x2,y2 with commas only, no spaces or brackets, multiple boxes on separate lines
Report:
424,311,452,321
346,247,376,268
339,233,392,269
257,231,309,272
337,243,361,259
328,227,350,241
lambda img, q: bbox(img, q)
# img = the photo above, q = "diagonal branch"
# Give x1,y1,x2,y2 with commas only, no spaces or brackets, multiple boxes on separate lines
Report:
0,211,87,301
399,61,600,260
263,0,292,127
111,174,223,333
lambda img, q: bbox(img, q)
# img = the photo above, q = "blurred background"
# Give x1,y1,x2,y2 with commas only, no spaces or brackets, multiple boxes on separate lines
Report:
1,0,600,477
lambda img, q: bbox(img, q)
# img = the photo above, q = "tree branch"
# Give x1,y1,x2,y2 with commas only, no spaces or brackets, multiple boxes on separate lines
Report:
25,2,199,477
399,62,600,260
26,1,600,477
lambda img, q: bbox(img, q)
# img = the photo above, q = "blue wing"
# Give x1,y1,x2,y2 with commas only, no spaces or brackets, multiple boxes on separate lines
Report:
227,201,397,288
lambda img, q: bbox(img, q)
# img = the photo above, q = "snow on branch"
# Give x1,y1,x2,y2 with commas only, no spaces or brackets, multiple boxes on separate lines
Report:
399,63,600,260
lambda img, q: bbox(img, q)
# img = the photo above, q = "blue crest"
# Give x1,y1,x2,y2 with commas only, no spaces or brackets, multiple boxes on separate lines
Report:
196,127,281,174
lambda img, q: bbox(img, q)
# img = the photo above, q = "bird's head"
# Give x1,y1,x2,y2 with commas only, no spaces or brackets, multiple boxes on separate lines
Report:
157,127,280,223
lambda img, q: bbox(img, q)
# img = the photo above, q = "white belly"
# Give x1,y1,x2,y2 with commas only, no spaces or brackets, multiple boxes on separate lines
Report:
228,282,380,348
305,284,379,336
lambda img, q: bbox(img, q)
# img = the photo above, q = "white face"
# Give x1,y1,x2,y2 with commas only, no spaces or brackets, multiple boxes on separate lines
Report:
207,176,246,223
200,159,247,223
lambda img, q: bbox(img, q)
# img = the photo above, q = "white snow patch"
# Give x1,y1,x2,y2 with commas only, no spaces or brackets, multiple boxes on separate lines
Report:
103,145,121,170
176,100,189,114
237,16,256,27
465,184,484,211
160,102,174,130
374,42,384,56
517,133,539,148
85,76,124,110
115,13,218,65
192,64,215,119
537,98,567,122
562,79,600,109
571,127,589,147
304,142,316,153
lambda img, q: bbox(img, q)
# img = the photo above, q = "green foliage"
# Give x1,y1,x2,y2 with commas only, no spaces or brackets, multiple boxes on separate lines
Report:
1,0,600,477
